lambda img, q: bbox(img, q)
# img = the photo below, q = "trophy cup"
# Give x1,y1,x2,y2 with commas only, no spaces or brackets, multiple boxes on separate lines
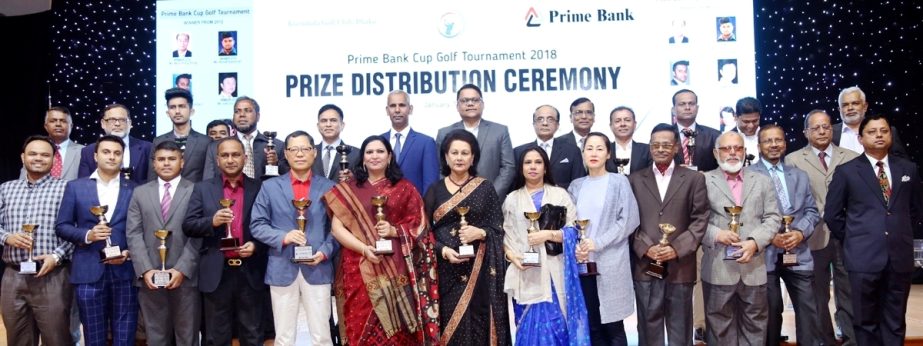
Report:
744,154,756,167
521,211,542,267
724,206,744,260
779,216,799,266
175,137,188,151
218,199,240,251
91,205,126,262
292,199,315,263
682,129,698,171
645,223,677,279
371,195,394,255
575,219,599,276
263,131,280,176
613,158,630,175
455,206,475,259
152,230,172,287
19,224,38,274
120,167,133,181
336,144,352,182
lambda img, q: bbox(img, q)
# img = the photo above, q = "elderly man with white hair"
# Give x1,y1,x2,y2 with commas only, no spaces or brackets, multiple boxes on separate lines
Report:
831,86,908,158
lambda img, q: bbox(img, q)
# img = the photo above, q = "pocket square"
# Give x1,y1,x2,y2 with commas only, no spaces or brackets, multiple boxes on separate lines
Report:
560,158,570,163
902,175,911,182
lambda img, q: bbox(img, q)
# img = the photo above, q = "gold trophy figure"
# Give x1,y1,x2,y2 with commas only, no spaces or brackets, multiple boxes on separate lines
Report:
576,219,599,276
779,216,799,266
291,199,315,263
455,206,475,259
371,195,394,255
723,206,744,260
336,144,352,182
218,199,240,251
645,223,677,279
521,211,542,267
152,230,172,287
92,205,126,262
19,224,38,274
263,131,280,176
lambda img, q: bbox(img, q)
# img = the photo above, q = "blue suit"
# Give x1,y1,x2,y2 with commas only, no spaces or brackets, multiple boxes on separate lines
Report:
54,177,138,346
250,173,338,286
382,129,439,195
78,136,153,185
825,155,923,345
747,163,819,272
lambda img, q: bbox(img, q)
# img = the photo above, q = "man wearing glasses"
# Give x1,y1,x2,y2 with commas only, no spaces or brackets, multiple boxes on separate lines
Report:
78,104,152,185
557,97,596,151
513,104,584,189
436,83,515,196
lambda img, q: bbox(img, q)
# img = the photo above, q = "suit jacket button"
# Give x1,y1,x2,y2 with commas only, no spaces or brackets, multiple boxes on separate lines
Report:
885,231,889,236
659,212,663,216
887,212,892,216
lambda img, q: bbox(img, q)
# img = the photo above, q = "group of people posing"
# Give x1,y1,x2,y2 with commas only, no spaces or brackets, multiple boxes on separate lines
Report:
1,83,920,346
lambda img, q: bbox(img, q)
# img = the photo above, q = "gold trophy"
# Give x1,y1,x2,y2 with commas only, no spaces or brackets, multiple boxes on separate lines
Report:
779,216,799,266
613,158,630,175
152,230,172,287
92,205,125,262
336,144,352,182
371,195,394,255
218,199,240,251
645,223,677,279
575,219,599,276
682,129,698,171
19,224,38,274
521,211,542,267
263,131,280,176
724,206,744,260
291,199,315,263
455,206,475,258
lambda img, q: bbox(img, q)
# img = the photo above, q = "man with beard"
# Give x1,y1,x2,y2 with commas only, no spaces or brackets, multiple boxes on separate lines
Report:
312,104,360,182
204,96,288,180
149,88,210,182
513,104,584,189
78,104,152,185
21,107,84,181
700,131,780,344
832,86,907,158
380,90,439,194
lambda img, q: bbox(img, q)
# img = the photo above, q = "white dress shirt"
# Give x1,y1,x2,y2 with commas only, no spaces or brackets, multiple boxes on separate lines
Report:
535,138,553,158
86,170,122,243
653,161,675,201
866,154,892,190
464,120,481,137
158,176,181,201
573,131,586,149
840,125,864,154
391,127,410,151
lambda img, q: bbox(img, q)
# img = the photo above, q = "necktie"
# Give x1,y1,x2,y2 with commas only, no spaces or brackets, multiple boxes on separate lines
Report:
578,137,584,149
242,134,255,178
393,133,403,162
818,151,828,171
161,182,172,221
681,128,691,165
323,146,333,177
771,166,792,213
877,161,891,204
51,145,63,178
542,142,551,158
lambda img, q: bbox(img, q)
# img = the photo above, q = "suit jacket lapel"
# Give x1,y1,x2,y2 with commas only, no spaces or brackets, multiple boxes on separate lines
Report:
63,145,80,176
111,179,132,225
639,169,663,205
165,180,193,224
129,137,142,169
887,160,903,208
799,147,826,176
400,130,419,165
662,169,687,206
740,171,757,206
709,171,736,205
855,159,888,206
476,121,489,145
147,182,165,224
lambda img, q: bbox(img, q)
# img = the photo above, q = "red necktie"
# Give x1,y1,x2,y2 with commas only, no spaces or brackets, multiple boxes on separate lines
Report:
51,146,63,178
877,161,891,204
818,152,828,171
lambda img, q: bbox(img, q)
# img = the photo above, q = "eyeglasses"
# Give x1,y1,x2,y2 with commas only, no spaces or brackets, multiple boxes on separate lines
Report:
286,147,314,154
533,117,558,124
103,118,129,124
759,138,785,145
572,110,594,117
808,124,832,132
650,143,676,150
458,97,482,104
717,145,745,153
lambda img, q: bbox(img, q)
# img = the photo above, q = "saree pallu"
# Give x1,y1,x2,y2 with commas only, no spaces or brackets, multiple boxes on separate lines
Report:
425,177,509,346
324,178,439,345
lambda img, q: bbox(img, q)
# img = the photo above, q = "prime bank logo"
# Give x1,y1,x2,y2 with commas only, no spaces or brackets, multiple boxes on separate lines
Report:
525,7,541,27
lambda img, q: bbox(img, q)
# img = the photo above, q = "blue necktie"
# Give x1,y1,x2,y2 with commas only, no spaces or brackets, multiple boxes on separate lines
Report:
393,133,403,161
771,166,792,213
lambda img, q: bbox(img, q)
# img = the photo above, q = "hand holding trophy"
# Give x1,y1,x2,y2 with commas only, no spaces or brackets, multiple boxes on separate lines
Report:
371,195,394,255
576,219,599,276
779,215,799,266
291,198,315,263
218,199,240,251
152,230,172,287
92,205,126,262
454,206,475,259
645,223,676,279
723,206,744,260
18,224,39,274
521,211,542,267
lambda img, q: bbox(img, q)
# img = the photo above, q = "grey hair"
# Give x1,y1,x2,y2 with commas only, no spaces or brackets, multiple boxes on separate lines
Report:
837,86,866,106
803,109,830,132
714,131,745,148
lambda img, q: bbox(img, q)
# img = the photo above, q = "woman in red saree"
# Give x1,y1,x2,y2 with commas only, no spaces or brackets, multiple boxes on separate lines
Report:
324,136,440,345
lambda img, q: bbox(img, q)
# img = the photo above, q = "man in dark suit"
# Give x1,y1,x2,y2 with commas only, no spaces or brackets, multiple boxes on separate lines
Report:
56,135,139,346
513,104,584,190
748,125,822,345
381,90,439,194
183,137,268,346
312,104,360,182
149,88,210,182
607,106,651,175
78,104,152,185
825,114,923,345
556,97,596,151
436,84,515,196
671,89,720,172
628,124,708,345
203,96,288,180
832,86,908,158
127,141,201,345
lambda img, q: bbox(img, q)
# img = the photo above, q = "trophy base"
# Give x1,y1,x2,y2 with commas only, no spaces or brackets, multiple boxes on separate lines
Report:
264,165,279,176
724,245,743,260
521,251,541,267
579,261,600,276
292,245,315,263
99,246,126,262
219,237,240,251
18,261,37,275
780,253,799,267
457,245,475,259
152,271,172,288
644,262,666,279
374,239,394,255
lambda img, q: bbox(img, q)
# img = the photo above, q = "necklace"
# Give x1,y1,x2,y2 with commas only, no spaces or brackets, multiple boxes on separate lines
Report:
448,175,471,187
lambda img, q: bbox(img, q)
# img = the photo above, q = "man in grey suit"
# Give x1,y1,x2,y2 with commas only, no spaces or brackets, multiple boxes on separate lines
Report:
785,109,860,345
126,141,201,345
312,104,360,182
701,131,780,345
21,107,84,181
748,125,821,345
628,124,709,346
149,88,210,182
435,84,515,196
